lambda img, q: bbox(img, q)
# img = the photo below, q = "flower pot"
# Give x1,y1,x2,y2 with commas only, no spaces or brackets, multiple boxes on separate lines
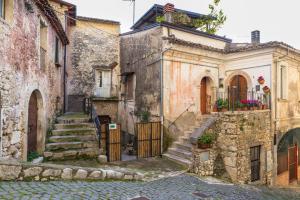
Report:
242,107,248,111
236,108,242,111
198,143,211,149
253,106,258,110
263,87,270,94
262,105,266,110
258,79,265,85
221,108,228,112
213,106,218,112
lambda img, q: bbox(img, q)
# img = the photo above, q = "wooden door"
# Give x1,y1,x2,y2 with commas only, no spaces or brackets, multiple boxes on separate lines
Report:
288,145,298,182
230,75,248,103
28,93,38,153
250,145,261,182
201,78,207,114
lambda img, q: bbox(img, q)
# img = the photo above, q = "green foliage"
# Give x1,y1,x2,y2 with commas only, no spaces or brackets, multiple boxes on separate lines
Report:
216,98,228,109
236,101,245,108
140,110,150,122
156,0,226,35
156,15,165,23
27,151,40,162
198,131,215,144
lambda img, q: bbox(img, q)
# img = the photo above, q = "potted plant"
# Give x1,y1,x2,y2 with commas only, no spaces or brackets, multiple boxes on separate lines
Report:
198,132,215,149
216,98,224,112
235,101,244,111
221,99,229,112
263,86,270,94
257,76,265,85
241,100,248,111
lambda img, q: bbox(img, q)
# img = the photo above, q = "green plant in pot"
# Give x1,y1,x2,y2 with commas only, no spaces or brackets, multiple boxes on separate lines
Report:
198,131,215,149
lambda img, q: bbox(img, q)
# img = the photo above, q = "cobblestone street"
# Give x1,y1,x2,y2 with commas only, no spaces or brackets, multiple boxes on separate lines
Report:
0,174,299,200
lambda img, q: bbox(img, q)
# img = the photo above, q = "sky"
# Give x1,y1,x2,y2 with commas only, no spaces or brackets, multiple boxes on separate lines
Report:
67,0,300,49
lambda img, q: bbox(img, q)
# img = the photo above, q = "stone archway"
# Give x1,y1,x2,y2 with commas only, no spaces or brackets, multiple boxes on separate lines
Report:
26,90,45,160
200,76,214,114
277,128,300,185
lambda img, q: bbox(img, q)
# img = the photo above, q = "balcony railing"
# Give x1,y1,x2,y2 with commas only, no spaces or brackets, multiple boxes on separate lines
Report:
40,47,46,70
213,87,271,112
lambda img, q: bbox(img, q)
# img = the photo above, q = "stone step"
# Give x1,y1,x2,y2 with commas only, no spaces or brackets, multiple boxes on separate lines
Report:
44,148,100,161
48,135,97,143
46,142,98,151
168,148,192,160
52,128,95,136
163,153,192,167
173,142,193,152
179,136,190,143
54,123,94,130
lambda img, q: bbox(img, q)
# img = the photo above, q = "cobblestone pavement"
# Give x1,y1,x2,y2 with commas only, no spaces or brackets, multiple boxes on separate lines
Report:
0,174,299,200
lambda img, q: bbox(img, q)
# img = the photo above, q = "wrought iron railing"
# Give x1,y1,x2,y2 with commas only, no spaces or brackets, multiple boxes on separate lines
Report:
84,97,102,148
214,87,271,112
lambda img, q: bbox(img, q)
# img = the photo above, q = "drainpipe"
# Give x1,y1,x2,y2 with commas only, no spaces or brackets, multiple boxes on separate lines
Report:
160,47,172,155
63,13,68,113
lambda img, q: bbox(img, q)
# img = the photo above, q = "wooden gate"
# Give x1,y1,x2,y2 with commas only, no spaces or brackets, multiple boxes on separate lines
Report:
288,144,298,182
136,122,161,158
106,124,121,162
250,145,261,182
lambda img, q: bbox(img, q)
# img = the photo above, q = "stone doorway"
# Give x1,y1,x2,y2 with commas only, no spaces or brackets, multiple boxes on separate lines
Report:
28,92,38,153
26,90,45,160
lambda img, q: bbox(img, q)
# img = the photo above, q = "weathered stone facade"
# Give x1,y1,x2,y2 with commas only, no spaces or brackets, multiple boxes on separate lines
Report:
192,111,273,184
0,0,66,160
66,17,120,112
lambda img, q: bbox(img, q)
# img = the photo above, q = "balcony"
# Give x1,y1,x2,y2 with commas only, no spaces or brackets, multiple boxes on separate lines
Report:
213,88,271,112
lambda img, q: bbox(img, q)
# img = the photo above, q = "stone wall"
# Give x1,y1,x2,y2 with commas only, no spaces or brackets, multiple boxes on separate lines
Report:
0,0,65,160
0,160,143,181
119,27,162,134
93,99,119,122
192,110,273,184
67,19,120,109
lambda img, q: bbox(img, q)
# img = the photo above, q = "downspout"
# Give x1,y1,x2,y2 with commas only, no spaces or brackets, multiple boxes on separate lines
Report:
63,12,68,113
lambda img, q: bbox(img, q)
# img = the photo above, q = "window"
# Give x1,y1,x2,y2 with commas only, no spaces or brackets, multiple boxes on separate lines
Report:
126,74,135,100
99,71,103,87
0,0,4,18
250,145,261,182
40,20,47,69
55,37,59,64
280,65,287,99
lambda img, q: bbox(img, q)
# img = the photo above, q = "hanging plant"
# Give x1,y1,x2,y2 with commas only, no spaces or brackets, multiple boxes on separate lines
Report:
263,86,270,94
257,76,265,85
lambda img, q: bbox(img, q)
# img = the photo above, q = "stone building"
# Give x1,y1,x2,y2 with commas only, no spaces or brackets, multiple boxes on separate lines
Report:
49,0,121,121
0,0,68,160
120,3,300,185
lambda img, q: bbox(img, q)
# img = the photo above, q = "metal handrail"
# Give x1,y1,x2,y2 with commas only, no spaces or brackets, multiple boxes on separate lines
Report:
84,97,102,148
167,103,195,129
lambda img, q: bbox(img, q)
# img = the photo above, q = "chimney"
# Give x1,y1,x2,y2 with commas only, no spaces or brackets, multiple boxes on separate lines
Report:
251,30,260,44
163,3,175,23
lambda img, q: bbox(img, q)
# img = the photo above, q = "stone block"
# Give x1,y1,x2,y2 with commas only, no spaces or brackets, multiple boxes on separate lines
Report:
61,168,73,180
124,174,133,180
134,172,144,181
89,171,101,179
97,155,107,163
42,169,62,177
32,157,44,164
74,169,88,179
23,167,43,177
0,165,22,180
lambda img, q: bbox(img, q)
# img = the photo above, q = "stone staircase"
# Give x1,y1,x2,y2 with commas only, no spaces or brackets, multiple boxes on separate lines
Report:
163,115,215,167
44,113,100,161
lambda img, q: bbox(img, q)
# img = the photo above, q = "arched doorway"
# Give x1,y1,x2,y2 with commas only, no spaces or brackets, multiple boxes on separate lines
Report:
28,92,38,154
230,75,248,103
277,129,300,184
200,77,213,114
26,90,45,160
